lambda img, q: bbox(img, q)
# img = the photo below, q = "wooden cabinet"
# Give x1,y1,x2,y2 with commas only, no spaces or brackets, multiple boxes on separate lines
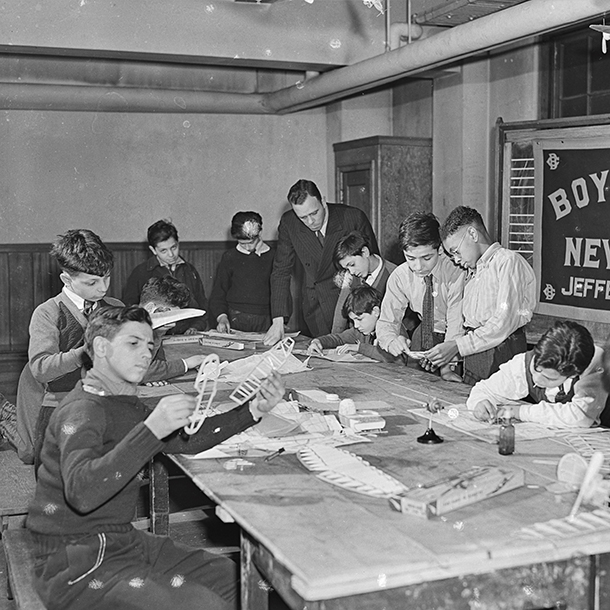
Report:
334,136,432,263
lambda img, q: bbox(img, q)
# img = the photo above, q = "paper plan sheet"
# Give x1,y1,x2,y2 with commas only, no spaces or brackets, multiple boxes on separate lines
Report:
407,404,558,443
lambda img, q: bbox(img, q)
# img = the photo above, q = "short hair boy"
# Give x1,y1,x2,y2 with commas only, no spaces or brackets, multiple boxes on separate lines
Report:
330,231,397,333
15,229,121,465
307,286,394,363
26,305,284,610
122,219,208,333
138,277,207,384
467,320,608,428
428,206,537,384
376,212,465,382
209,211,274,333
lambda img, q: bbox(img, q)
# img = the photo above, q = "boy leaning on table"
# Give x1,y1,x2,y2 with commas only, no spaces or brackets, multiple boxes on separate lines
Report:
467,320,608,428
26,305,284,610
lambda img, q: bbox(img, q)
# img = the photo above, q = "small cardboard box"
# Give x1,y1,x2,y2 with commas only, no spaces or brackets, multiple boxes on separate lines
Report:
389,466,525,519
338,410,386,432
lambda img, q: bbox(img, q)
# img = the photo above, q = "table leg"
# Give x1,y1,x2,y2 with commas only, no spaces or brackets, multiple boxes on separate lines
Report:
241,532,270,610
149,456,169,535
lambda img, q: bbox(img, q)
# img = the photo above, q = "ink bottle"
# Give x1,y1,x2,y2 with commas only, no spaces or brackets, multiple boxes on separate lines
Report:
498,412,515,456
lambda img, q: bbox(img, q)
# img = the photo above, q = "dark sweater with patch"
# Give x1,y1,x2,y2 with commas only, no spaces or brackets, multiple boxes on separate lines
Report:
27,384,257,536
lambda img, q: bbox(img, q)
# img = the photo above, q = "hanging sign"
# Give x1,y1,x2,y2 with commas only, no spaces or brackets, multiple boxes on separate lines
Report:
535,143,610,323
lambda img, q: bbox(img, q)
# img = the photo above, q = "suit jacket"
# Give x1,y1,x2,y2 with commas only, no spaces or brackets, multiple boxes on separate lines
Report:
270,203,378,337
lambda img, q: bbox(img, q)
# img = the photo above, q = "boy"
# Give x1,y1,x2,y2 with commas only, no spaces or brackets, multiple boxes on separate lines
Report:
467,320,607,428
307,286,394,363
138,277,207,383
376,212,465,382
16,229,121,465
122,219,208,334
426,206,537,384
27,305,284,610
209,211,274,333
330,230,396,333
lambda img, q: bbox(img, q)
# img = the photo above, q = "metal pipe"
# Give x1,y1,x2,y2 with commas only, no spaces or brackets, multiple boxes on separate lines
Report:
263,0,609,114
0,0,605,114
0,83,269,113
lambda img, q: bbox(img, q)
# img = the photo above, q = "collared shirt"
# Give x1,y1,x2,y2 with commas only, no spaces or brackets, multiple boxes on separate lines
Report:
466,347,608,428
236,240,271,257
157,256,185,274
376,253,465,351
317,202,329,238
456,243,537,357
62,286,94,316
365,254,383,287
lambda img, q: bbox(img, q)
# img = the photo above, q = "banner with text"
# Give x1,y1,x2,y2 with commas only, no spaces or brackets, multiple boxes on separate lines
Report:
538,145,610,321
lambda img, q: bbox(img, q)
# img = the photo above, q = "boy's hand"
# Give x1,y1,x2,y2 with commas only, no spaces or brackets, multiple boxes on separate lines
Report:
473,399,498,422
216,314,231,334
336,343,358,355
184,354,206,370
263,317,285,346
419,357,438,372
424,340,460,367
144,394,198,439
184,327,200,336
387,335,411,357
439,363,462,383
144,380,169,387
307,339,324,356
249,371,285,418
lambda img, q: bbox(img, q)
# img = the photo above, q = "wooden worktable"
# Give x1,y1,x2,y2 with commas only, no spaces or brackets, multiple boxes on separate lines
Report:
163,341,610,610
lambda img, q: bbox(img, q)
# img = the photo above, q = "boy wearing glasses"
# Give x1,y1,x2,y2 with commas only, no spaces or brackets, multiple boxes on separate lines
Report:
426,206,537,385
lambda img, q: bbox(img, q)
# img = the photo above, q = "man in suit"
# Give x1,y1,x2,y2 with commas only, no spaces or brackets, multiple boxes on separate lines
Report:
263,179,378,345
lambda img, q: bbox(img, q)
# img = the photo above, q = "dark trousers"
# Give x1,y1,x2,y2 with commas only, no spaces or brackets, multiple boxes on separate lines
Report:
31,528,239,610
227,307,271,333
462,327,527,386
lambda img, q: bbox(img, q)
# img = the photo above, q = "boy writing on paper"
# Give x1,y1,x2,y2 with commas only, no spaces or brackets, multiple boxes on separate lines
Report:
27,305,284,610
467,320,608,428
307,286,395,363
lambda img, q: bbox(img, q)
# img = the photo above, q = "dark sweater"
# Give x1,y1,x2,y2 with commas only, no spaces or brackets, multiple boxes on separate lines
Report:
209,247,274,321
27,384,257,536
317,328,396,363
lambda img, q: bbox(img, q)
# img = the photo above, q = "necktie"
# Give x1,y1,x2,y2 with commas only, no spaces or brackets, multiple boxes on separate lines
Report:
316,231,325,248
83,300,95,318
421,274,434,350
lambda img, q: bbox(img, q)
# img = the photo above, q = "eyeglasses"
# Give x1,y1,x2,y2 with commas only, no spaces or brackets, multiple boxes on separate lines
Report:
447,228,469,259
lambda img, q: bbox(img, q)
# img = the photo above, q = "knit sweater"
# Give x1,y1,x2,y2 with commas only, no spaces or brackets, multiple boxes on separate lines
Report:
317,328,396,363
16,293,122,464
209,247,274,322
27,383,258,536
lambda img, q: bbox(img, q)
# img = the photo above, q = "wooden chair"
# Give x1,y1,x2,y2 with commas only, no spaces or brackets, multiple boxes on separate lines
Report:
3,528,46,610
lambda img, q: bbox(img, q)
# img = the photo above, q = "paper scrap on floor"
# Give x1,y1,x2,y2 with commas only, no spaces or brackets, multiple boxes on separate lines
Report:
408,403,558,443
184,400,370,459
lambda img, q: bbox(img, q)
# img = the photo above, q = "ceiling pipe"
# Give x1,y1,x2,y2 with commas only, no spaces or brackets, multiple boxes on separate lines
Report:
0,0,605,114
263,0,609,114
0,83,268,113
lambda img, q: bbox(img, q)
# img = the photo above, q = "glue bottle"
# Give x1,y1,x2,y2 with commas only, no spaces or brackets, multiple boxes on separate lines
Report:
498,409,515,456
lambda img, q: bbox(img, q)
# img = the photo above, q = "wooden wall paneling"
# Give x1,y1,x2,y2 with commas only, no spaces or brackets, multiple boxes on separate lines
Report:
0,252,10,351
9,252,37,351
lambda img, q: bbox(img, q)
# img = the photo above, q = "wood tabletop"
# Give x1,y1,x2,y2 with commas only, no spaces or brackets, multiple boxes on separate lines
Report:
164,341,609,602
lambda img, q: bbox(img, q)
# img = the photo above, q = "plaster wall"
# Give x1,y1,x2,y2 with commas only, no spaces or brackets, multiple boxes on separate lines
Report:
0,109,327,244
